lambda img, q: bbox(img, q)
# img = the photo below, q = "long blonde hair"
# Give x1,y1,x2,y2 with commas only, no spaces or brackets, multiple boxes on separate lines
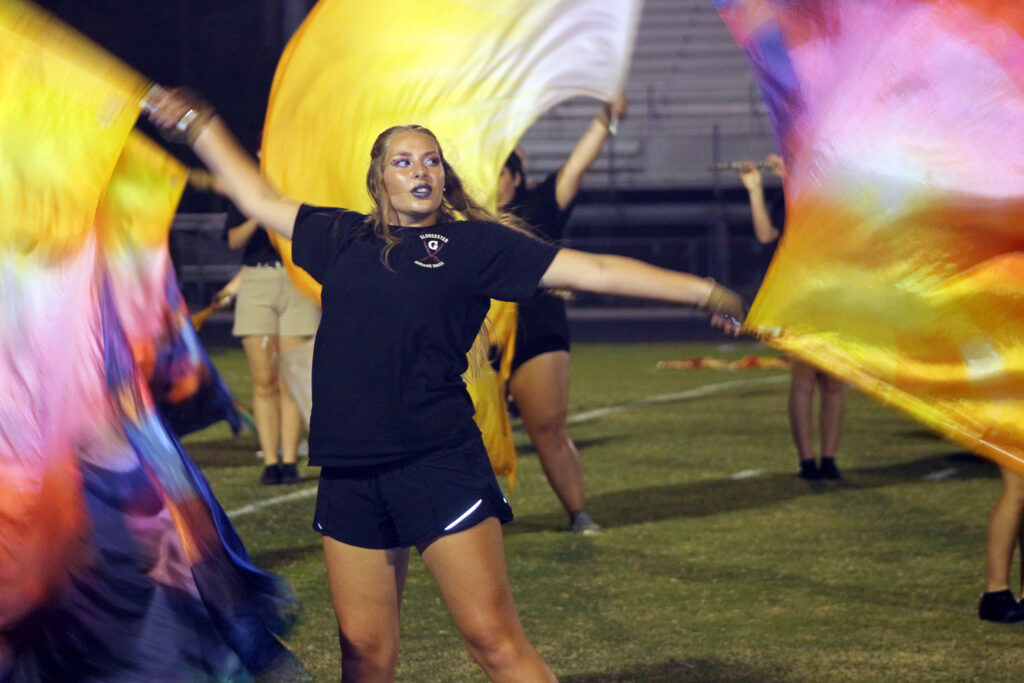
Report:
363,125,535,378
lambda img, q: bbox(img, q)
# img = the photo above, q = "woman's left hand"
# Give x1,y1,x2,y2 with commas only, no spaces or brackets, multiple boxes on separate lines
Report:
710,312,744,337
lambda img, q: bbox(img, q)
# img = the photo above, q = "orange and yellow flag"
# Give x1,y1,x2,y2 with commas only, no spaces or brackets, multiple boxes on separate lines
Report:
715,0,1024,473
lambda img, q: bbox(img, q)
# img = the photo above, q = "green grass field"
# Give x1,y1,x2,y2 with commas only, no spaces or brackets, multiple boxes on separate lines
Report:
185,342,1021,682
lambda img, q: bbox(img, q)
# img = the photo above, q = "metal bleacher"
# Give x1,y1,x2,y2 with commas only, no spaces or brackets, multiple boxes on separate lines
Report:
170,213,235,308
519,0,776,191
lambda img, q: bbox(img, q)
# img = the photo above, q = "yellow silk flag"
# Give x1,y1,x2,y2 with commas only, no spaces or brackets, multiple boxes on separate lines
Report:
262,0,639,483
0,0,149,262
718,0,1024,473
99,132,189,381
97,132,188,253
464,300,521,484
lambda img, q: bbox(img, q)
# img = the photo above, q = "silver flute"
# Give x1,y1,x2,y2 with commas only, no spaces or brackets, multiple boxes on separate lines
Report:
706,160,772,171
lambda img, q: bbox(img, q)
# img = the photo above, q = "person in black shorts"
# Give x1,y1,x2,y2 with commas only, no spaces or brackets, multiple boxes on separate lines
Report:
147,87,745,681
497,94,627,535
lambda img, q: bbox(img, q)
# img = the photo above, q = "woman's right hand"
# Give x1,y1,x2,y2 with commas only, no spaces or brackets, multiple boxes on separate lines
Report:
143,86,216,146
763,153,785,178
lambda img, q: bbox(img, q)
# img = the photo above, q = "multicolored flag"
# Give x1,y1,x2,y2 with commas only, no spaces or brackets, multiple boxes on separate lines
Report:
714,0,1024,472
0,1,298,677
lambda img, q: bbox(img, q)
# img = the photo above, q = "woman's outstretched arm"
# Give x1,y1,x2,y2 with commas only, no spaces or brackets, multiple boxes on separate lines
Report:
538,248,746,324
144,87,300,239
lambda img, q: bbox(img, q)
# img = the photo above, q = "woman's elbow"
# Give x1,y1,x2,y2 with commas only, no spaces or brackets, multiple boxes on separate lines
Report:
542,249,602,291
572,253,612,293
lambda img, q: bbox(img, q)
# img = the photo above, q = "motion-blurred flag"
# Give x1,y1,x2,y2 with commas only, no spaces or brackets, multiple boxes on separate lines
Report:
0,1,297,677
262,0,640,483
714,0,1024,472
100,132,241,436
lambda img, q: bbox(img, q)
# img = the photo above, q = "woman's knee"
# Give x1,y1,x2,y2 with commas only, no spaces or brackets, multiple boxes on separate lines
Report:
819,374,845,397
250,373,280,399
459,618,525,674
1000,470,1024,506
789,373,816,396
338,627,400,677
523,412,569,446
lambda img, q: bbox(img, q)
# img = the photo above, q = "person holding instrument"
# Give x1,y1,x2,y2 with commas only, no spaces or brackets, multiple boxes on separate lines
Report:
146,86,745,681
736,154,846,481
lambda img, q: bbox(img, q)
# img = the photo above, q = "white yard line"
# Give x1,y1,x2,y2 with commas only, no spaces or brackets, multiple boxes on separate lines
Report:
567,375,788,425
228,485,318,519
921,467,959,481
228,375,789,518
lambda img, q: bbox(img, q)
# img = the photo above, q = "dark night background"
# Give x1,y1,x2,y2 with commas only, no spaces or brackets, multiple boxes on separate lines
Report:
35,0,314,210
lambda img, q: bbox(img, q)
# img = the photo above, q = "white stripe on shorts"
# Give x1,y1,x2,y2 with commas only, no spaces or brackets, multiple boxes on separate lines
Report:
444,499,483,531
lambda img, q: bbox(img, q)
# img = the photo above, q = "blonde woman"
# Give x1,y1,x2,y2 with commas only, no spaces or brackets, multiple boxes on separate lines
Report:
148,88,744,681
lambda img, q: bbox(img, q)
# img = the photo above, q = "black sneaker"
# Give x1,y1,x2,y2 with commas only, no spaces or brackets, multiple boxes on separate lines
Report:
260,464,282,486
798,459,821,480
819,457,842,480
280,463,300,485
979,590,1024,623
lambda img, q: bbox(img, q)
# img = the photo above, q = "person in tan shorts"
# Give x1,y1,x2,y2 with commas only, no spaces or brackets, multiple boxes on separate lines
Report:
224,204,320,485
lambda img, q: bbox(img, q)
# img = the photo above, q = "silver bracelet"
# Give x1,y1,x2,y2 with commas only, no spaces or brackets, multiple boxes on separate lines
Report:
175,109,199,136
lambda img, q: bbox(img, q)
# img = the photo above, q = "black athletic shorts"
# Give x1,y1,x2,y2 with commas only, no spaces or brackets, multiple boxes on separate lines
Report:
312,438,513,549
511,293,570,373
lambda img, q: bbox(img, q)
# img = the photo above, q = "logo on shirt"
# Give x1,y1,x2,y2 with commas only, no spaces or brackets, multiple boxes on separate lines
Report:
415,233,449,269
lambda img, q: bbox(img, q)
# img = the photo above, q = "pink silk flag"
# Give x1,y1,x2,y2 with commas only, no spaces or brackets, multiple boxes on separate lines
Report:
714,0,1024,472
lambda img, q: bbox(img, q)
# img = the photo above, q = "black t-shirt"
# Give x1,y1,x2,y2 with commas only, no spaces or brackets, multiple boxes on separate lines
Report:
291,205,560,466
223,204,281,266
507,172,574,241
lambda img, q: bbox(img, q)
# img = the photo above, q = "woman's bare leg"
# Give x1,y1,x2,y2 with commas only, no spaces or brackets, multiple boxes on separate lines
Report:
322,537,409,682
986,467,1024,592
508,350,586,517
242,334,281,466
816,371,845,460
788,359,818,465
276,335,310,465
419,519,556,682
